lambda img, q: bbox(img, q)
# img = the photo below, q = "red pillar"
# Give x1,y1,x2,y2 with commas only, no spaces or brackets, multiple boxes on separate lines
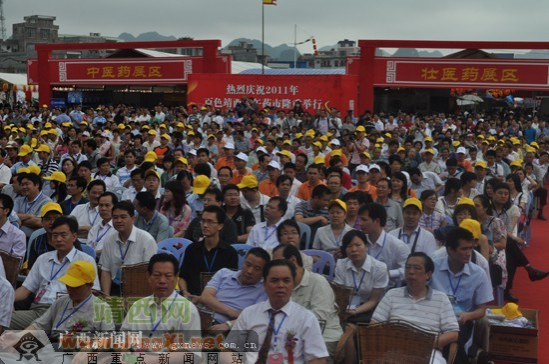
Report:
358,43,376,114
37,48,52,107
202,45,217,73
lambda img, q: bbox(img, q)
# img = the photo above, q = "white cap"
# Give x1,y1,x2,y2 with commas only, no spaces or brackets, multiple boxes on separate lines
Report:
256,146,268,154
369,163,381,171
224,142,235,150
330,139,341,146
188,149,197,156
101,132,110,138
355,164,369,173
267,161,281,170
235,152,249,162
82,131,90,137
456,147,467,154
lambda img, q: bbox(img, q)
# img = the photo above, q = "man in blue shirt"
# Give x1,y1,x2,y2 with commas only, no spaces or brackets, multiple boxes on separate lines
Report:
430,227,493,364
196,247,270,329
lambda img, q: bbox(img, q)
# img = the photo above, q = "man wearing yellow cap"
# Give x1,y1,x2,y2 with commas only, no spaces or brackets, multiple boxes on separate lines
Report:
26,260,114,340
143,130,160,152
11,216,100,330
36,144,59,177
14,172,52,238
10,144,37,175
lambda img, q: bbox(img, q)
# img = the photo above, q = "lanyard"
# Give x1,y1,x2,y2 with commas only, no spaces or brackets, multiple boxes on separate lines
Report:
370,233,387,260
96,224,112,243
264,224,277,242
149,294,178,334
446,271,463,296
398,228,421,253
203,249,219,272
55,294,93,330
333,228,345,247
269,312,287,349
88,208,99,226
25,193,43,214
351,269,367,294
118,241,132,261
50,250,76,281
144,212,158,232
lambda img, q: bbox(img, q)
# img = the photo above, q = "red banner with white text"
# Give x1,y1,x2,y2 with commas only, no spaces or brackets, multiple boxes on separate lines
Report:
187,74,358,113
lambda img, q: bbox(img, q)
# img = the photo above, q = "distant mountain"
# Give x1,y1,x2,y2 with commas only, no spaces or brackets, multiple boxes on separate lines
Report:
418,50,443,57
225,38,298,60
118,32,177,42
516,50,549,59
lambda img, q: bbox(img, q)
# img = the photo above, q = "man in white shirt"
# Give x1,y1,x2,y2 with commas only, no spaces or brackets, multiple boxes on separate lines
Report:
9,216,100,330
116,150,138,187
246,196,287,249
70,180,106,244
87,192,117,255
0,149,13,189
359,202,410,289
99,201,157,296
389,198,437,256
226,259,328,364
93,158,120,189
0,194,26,258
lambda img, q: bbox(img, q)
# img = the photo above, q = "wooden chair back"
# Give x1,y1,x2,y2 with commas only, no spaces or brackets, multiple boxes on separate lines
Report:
330,282,353,326
0,250,22,288
357,320,438,364
120,262,153,309
200,272,215,293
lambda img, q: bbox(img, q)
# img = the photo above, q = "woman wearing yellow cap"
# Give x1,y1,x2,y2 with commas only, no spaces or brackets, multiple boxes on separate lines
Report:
44,171,68,203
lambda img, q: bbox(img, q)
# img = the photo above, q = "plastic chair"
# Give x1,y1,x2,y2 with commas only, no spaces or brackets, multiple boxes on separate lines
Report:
157,238,193,263
231,244,253,269
303,249,336,281
27,228,46,261
81,244,96,259
296,222,312,250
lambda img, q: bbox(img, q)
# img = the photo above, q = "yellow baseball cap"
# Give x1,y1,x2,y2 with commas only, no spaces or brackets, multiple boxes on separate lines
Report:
17,167,30,174
424,149,435,155
362,151,371,159
30,138,38,148
43,171,67,184
193,174,212,194
35,144,51,153
355,125,366,133
403,198,422,211
118,123,126,130
459,218,481,239
314,156,325,165
510,160,523,168
144,151,158,162
148,130,157,136
144,169,160,180
397,147,406,153
474,161,487,169
491,303,523,320
17,145,33,157
58,261,96,287
40,130,49,137
80,121,88,126
319,135,328,142
313,141,322,148
176,122,185,128
282,140,291,146
328,199,347,213
28,165,41,175
331,150,343,157
237,175,259,190
457,197,475,206
40,202,63,217
277,150,292,158
174,157,188,165
161,134,171,141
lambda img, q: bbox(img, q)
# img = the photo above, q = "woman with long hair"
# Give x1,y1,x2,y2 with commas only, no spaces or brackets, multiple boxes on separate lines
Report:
61,158,77,179
506,173,527,211
435,177,462,220
160,155,175,187
159,180,192,237
389,172,416,205
44,171,68,203
452,199,490,260
419,190,447,234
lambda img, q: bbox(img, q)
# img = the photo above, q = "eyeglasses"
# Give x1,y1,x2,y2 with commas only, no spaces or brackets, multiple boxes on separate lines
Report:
280,231,299,237
200,219,219,226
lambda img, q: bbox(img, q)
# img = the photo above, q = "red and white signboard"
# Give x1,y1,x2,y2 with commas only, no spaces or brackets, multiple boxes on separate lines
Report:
187,74,358,113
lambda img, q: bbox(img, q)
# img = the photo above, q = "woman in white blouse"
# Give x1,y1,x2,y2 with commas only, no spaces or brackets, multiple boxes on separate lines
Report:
312,199,353,259
333,229,388,324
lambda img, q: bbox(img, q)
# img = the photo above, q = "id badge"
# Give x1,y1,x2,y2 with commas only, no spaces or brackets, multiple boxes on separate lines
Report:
447,295,463,316
268,353,284,364
114,269,121,285
34,288,47,304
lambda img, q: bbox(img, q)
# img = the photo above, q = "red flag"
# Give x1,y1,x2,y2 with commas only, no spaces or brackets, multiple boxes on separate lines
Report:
263,0,277,5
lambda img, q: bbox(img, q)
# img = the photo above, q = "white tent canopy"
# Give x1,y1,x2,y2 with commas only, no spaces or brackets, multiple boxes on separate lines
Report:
0,72,29,88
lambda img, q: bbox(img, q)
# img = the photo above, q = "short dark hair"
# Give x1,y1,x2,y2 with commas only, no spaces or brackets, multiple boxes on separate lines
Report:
112,200,136,217
204,187,223,202
443,178,462,196
148,253,179,275
84,139,97,150
222,184,240,198
135,191,157,211
246,247,271,265
272,244,303,268
0,194,14,216
276,219,300,242
311,184,331,199
96,157,110,168
51,216,79,233
218,166,233,177
446,227,474,250
407,252,435,274
262,259,296,281
283,162,296,171
194,163,211,178
78,160,93,171
460,171,477,185
340,230,368,258
358,202,387,227
69,176,87,191
202,205,226,225
18,172,43,190
445,158,458,167
99,191,119,205
124,149,136,157
87,179,106,193
130,168,143,178
276,174,292,187
269,196,288,215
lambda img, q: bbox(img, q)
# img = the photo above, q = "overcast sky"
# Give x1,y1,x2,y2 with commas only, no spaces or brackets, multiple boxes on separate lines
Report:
6,0,549,54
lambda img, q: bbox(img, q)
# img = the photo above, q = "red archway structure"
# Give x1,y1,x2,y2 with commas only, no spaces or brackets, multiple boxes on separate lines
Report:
30,39,224,106
354,40,549,113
